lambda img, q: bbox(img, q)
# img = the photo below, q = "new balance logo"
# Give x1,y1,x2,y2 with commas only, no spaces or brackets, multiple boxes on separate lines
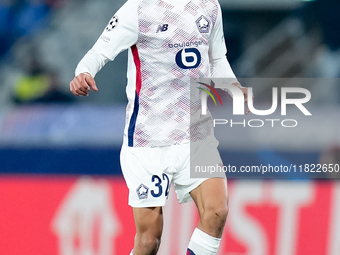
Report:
156,24,168,33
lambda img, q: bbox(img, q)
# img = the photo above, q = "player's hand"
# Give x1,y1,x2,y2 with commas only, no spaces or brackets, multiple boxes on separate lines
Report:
70,73,98,96
232,82,254,115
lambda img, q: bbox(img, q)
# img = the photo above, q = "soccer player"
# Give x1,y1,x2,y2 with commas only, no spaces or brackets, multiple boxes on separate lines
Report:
70,0,249,254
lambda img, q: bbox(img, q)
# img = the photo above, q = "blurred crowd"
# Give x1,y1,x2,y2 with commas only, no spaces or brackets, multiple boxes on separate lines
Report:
302,0,340,78
0,0,64,59
300,0,340,104
12,56,74,104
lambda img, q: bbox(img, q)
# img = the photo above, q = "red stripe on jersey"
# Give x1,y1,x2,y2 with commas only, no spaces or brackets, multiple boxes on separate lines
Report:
131,45,142,96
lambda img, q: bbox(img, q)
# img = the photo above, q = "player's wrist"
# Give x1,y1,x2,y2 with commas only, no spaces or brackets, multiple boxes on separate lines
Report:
83,72,92,77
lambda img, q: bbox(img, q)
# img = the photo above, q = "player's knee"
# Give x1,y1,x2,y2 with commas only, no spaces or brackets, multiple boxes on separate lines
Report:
138,234,161,254
213,204,228,224
215,204,229,223
202,203,228,227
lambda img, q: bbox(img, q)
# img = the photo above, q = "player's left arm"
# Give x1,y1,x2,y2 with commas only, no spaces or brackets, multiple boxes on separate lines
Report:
208,1,252,114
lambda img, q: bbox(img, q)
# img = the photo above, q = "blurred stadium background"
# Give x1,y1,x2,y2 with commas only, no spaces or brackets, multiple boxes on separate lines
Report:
0,0,340,254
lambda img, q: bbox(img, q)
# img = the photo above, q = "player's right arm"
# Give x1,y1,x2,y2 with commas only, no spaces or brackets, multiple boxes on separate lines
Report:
70,0,139,96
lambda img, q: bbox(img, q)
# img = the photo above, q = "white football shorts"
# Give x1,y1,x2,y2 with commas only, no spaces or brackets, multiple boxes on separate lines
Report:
120,137,225,207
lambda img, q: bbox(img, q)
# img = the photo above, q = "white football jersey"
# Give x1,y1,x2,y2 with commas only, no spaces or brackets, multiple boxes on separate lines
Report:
76,0,236,147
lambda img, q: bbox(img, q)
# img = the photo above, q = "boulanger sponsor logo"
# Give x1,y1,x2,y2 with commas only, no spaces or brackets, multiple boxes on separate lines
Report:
176,48,201,69
197,80,312,128
169,40,203,48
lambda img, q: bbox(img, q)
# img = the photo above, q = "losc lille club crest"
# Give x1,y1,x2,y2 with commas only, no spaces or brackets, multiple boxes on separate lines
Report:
196,15,210,33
